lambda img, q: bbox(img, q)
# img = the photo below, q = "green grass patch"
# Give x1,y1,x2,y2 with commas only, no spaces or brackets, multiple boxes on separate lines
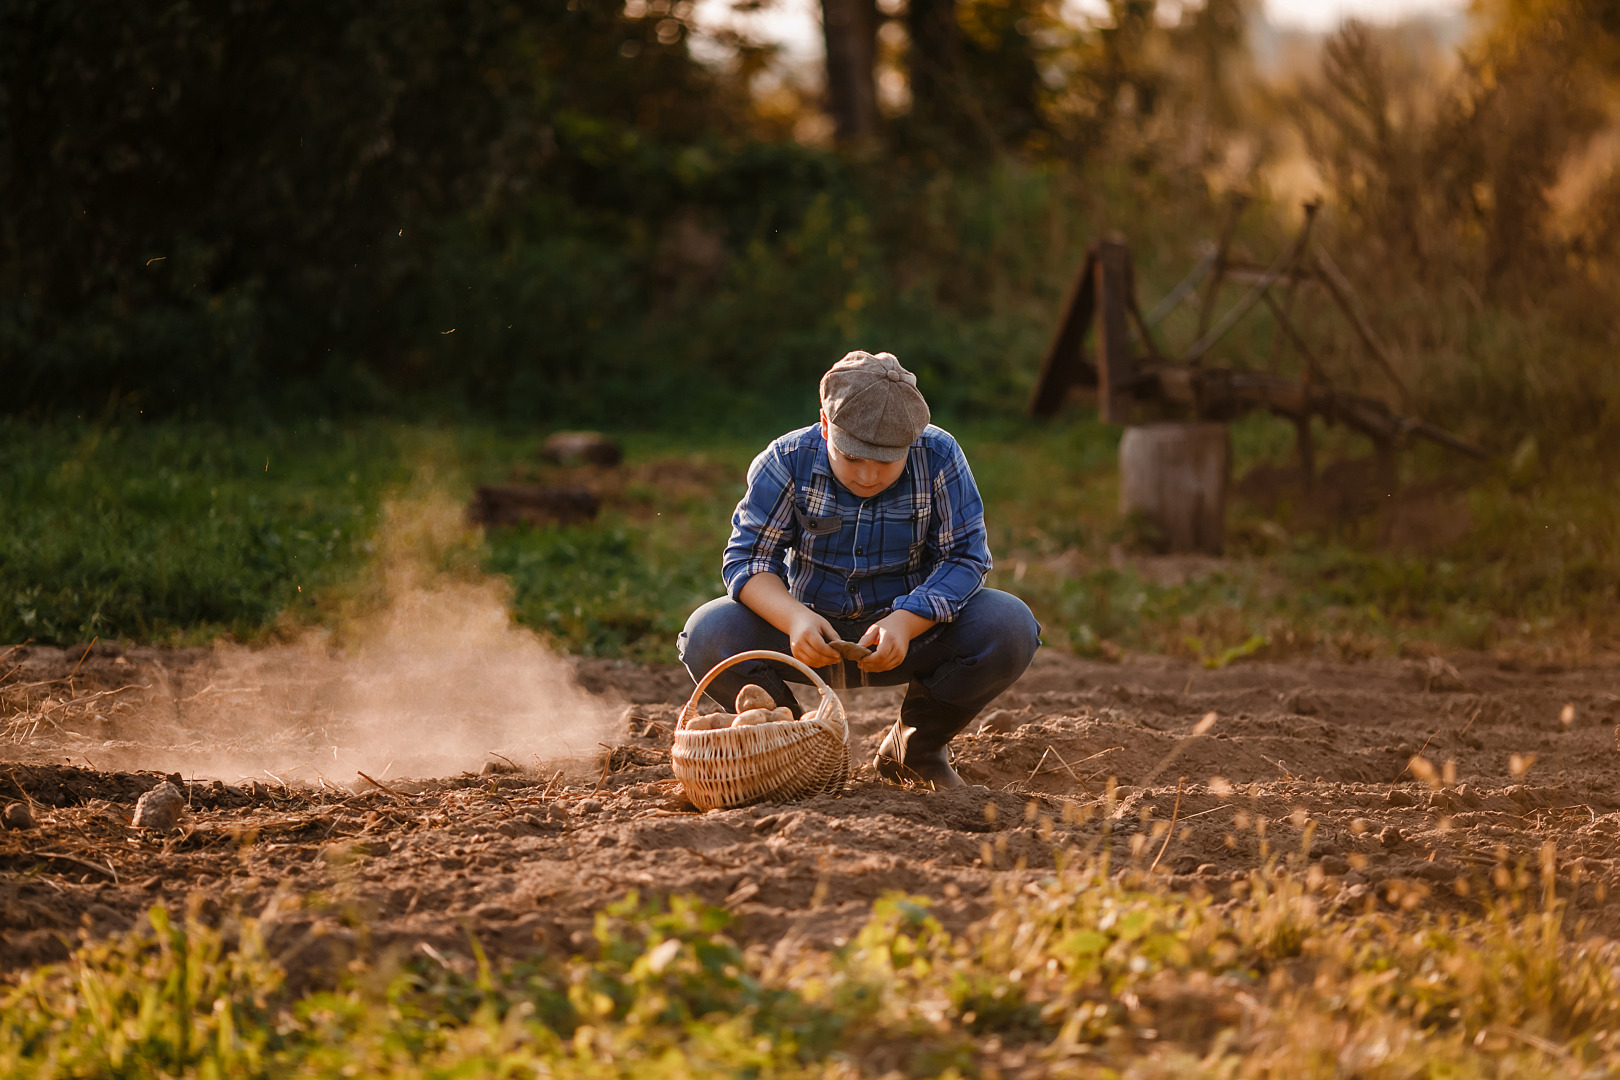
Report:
3,415,1618,664
6,857,1620,1076
0,418,412,645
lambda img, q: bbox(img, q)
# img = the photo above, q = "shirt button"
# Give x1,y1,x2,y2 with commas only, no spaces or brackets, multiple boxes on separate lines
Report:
855,547,864,555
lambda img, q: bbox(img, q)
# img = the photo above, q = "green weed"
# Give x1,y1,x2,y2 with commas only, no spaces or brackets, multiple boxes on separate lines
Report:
6,857,1620,1077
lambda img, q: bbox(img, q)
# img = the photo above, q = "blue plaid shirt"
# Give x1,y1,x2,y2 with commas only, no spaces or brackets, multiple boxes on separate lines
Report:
722,424,991,622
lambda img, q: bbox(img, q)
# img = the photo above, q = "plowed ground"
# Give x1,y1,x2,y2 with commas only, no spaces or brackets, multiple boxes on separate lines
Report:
4,643,1618,982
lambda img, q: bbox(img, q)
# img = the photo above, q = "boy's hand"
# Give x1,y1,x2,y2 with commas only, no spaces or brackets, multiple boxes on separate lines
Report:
858,610,935,673
786,609,842,668
739,573,842,668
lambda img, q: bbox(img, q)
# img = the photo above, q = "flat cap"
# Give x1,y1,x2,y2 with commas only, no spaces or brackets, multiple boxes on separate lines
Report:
819,351,930,463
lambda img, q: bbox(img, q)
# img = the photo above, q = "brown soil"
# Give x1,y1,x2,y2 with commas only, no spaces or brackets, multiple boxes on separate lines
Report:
4,642,1619,981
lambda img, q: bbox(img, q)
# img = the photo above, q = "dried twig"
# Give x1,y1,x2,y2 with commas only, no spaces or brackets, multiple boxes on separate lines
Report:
67,637,99,687
33,850,119,883
1148,777,1187,874
5,768,40,814
541,770,564,799
1032,746,1122,779
357,770,403,798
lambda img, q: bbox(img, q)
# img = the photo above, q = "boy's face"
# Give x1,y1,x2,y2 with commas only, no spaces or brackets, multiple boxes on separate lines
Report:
819,412,908,498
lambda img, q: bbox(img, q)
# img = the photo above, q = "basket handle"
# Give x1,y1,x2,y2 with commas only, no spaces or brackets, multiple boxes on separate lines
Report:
679,649,849,743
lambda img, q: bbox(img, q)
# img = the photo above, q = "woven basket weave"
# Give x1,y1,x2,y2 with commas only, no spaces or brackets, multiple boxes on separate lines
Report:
672,650,851,811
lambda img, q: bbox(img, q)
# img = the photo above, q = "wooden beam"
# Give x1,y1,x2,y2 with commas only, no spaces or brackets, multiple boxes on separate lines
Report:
1129,363,1486,460
1195,193,1249,348
1095,239,1135,424
1265,202,1319,373
1028,247,1099,417
1181,240,1300,365
1313,244,1413,412
1143,245,1216,329
1259,289,1328,385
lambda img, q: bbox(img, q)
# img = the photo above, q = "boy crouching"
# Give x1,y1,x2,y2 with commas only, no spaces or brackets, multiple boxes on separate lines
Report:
679,350,1040,789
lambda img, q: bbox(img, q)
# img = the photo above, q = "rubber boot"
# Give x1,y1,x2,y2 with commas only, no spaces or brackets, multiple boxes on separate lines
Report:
873,682,979,790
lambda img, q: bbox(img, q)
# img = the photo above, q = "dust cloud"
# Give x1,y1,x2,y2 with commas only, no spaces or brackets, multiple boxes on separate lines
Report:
89,494,624,786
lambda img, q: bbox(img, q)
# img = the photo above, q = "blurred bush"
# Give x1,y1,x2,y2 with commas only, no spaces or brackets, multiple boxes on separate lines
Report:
0,0,745,418
3,0,1619,461
1274,6,1620,449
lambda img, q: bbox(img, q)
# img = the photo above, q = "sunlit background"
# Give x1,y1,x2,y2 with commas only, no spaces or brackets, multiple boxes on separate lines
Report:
691,0,1471,66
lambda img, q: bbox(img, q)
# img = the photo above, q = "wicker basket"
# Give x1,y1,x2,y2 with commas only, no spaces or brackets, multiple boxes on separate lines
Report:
672,650,851,811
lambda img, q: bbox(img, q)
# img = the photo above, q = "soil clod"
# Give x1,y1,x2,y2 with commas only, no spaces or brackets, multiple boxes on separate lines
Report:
2,801,33,829
131,782,185,831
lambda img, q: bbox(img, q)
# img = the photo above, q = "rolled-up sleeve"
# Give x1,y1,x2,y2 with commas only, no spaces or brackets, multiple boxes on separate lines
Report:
721,445,797,600
891,443,990,622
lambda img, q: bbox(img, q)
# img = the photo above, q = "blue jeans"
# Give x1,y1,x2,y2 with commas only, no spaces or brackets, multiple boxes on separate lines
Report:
677,589,1041,735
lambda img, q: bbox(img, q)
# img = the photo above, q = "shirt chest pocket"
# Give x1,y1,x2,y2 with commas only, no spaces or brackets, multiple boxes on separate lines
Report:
868,498,933,572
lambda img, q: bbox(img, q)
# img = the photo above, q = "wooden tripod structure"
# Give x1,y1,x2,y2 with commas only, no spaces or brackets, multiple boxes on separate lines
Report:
1028,200,1484,492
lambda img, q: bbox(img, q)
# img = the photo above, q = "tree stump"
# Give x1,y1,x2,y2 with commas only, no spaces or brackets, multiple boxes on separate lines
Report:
541,431,622,467
1119,423,1230,555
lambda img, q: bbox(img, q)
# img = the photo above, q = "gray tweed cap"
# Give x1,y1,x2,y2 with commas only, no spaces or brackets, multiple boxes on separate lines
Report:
819,351,931,462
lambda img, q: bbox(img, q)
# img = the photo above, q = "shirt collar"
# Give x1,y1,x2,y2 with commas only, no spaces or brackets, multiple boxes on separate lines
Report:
808,426,834,482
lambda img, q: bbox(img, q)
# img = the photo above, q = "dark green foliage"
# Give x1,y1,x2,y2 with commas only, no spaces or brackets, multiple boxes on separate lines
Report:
0,0,738,417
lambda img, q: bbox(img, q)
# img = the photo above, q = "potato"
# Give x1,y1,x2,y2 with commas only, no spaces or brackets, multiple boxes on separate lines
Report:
731,708,774,727
734,684,775,713
770,706,794,723
829,639,872,662
685,713,733,731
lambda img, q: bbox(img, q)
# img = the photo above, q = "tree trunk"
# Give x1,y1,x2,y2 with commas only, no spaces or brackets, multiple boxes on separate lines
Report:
822,0,879,144
1119,423,1230,555
906,0,959,133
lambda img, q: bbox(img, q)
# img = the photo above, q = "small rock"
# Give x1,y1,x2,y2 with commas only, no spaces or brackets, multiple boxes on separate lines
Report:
2,802,34,830
1319,854,1349,876
1343,871,1368,887
1281,688,1323,716
975,709,1023,734
132,782,186,831
577,799,603,815
1378,825,1404,848
480,759,520,776
1385,789,1416,807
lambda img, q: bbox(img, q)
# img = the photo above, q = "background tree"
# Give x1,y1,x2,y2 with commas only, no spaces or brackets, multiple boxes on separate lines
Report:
822,0,881,142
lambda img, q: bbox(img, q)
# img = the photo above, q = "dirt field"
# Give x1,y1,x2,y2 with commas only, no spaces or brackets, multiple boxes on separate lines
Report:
4,641,1618,981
